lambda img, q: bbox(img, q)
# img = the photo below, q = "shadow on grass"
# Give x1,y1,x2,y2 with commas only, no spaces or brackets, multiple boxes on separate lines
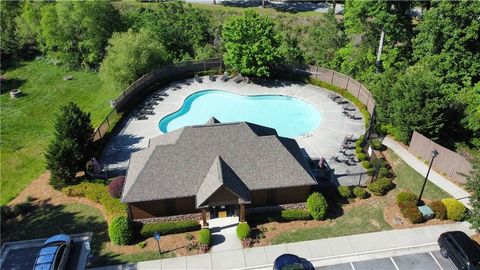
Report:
0,77,26,95
0,199,133,267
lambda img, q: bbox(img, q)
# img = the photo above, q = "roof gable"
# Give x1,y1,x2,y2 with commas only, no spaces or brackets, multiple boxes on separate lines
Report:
196,156,250,208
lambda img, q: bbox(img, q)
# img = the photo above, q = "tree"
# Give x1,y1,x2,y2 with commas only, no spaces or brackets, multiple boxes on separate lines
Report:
30,1,121,69
99,29,171,92
0,1,22,58
389,65,446,143
45,102,93,189
300,12,345,66
334,0,413,81
222,10,281,77
465,150,480,231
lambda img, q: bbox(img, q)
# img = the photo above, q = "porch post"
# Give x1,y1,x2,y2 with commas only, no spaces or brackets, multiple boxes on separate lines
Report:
239,204,245,222
201,208,208,227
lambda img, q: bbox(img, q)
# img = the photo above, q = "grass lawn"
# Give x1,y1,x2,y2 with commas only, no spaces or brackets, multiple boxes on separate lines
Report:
0,60,120,205
386,149,452,201
271,199,392,244
109,251,175,264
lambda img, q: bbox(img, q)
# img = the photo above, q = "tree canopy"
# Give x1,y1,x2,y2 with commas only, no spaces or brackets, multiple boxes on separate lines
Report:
222,10,281,77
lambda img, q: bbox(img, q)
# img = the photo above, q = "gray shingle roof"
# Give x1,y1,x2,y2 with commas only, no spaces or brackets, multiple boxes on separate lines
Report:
195,155,250,208
122,121,316,203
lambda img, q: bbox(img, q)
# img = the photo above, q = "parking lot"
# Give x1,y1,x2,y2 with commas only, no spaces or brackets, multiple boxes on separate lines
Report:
0,233,91,270
316,251,456,270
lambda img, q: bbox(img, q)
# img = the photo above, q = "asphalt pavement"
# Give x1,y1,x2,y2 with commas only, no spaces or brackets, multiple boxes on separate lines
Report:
316,250,456,270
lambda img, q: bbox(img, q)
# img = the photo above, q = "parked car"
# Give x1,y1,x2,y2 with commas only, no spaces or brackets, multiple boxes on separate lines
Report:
273,254,307,270
33,234,73,270
438,231,480,270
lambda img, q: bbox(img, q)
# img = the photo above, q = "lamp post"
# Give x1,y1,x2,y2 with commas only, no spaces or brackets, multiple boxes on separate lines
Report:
417,149,439,205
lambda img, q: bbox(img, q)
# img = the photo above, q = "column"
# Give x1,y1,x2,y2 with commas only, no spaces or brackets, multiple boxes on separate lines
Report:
201,208,208,227
239,204,245,222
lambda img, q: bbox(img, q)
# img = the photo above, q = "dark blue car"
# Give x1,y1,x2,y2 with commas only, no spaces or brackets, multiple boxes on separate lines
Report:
274,254,305,270
33,234,73,270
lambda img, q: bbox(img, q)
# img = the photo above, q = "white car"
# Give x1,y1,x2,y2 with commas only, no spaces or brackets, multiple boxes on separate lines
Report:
33,234,73,270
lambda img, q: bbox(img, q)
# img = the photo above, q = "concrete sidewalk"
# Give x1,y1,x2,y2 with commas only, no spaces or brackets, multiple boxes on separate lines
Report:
89,222,475,270
383,137,471,208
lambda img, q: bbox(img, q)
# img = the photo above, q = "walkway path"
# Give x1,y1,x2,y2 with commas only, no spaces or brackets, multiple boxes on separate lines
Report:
89,222,475,270
208,217,242,252
383,137,471,208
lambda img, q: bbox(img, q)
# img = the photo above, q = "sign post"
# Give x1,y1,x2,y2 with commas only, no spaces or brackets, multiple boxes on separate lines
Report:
154,231,161,254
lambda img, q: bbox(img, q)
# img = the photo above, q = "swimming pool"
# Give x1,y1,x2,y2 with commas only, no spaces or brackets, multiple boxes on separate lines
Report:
158,90,321,138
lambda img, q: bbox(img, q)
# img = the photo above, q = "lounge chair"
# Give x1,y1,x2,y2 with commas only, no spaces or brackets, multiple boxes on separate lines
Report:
155,91,168,97
151,96,164,101
142,103,154,110
145,100,159,106
209,74,214,82
140,109,155,115
336,98,347,104
329,93,340,101
244,76,249,83
221,71,229,82
137,115,148,120
342,110,355,118
233,74,243,83
194,73,202,83
342,103,356,111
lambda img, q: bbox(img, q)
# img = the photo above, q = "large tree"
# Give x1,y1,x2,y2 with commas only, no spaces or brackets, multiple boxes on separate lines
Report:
99,29,171,92
389,65,446,143
222,10,281,77
0,1,22,58
19,1,121,69
45,102,93,189
465,150,480,231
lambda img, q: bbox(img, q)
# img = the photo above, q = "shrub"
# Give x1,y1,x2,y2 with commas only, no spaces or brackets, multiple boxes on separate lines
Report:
361,160,371,169
109,216,133,245
337,186,353,199
237,222,251,240
108,176,125,198
62,182,127,220
378,167,389,178
355,146,362,154
396,191,418,207
442,198,466,221
370,139,383,150
140,220,200,238
355,135,365,148
357,153,367,161
280,209,311,221
137,241,146,249
307,192,328,220
198,228,211,246
367,178,395,196
402,206,423,224
429,200,447,220
353,187,368,199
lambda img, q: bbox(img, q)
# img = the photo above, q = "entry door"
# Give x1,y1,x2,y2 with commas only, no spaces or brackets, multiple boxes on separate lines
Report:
218,210,227,218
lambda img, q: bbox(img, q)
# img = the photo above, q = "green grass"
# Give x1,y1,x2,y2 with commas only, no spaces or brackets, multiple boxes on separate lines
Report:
386,149,452,201
271,199,392,244
0,60,120,205
110,251,175,264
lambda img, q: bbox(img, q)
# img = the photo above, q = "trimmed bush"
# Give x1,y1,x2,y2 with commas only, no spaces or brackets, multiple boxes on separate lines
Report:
367,178,395,196
396,191,417,207
307,192,328,220
361,160,371,169
429,200,447,220
353,187,368,199
63,182,127,219
355,135,365,148
338,186,353,199
109,216,133,245
108,176,125,198
378,167,389,178
280,209,311,221
198,228,211,245
357,153,367,161
441,198,466,221
401,206,423,224
140,220,201,238
370,139,383,150
237,222,251,240
355,146,362,154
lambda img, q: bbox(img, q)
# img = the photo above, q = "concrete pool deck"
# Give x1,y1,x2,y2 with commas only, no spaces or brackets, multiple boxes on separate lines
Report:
100,77,366,185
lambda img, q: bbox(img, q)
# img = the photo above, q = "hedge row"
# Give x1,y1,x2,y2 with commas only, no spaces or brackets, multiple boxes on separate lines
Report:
140,220,201,239
280,209,311,221
337,186,369,200
248,209,311,224
441,198,466,221
62,182,127,220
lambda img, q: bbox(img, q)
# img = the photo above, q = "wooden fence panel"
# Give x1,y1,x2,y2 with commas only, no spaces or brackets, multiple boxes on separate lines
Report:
408,131,472,183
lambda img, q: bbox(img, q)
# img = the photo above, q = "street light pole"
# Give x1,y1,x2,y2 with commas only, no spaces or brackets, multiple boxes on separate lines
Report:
417,149,439,205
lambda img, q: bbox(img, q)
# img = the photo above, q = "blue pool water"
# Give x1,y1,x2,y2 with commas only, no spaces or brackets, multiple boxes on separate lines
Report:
158,90,321,138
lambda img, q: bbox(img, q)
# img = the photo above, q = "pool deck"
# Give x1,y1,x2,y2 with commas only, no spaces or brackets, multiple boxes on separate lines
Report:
100,77,366,186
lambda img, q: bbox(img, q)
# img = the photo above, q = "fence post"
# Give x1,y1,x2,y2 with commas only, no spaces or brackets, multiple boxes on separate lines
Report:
346,77,350,90
357,84,361,98
330,71,334,84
